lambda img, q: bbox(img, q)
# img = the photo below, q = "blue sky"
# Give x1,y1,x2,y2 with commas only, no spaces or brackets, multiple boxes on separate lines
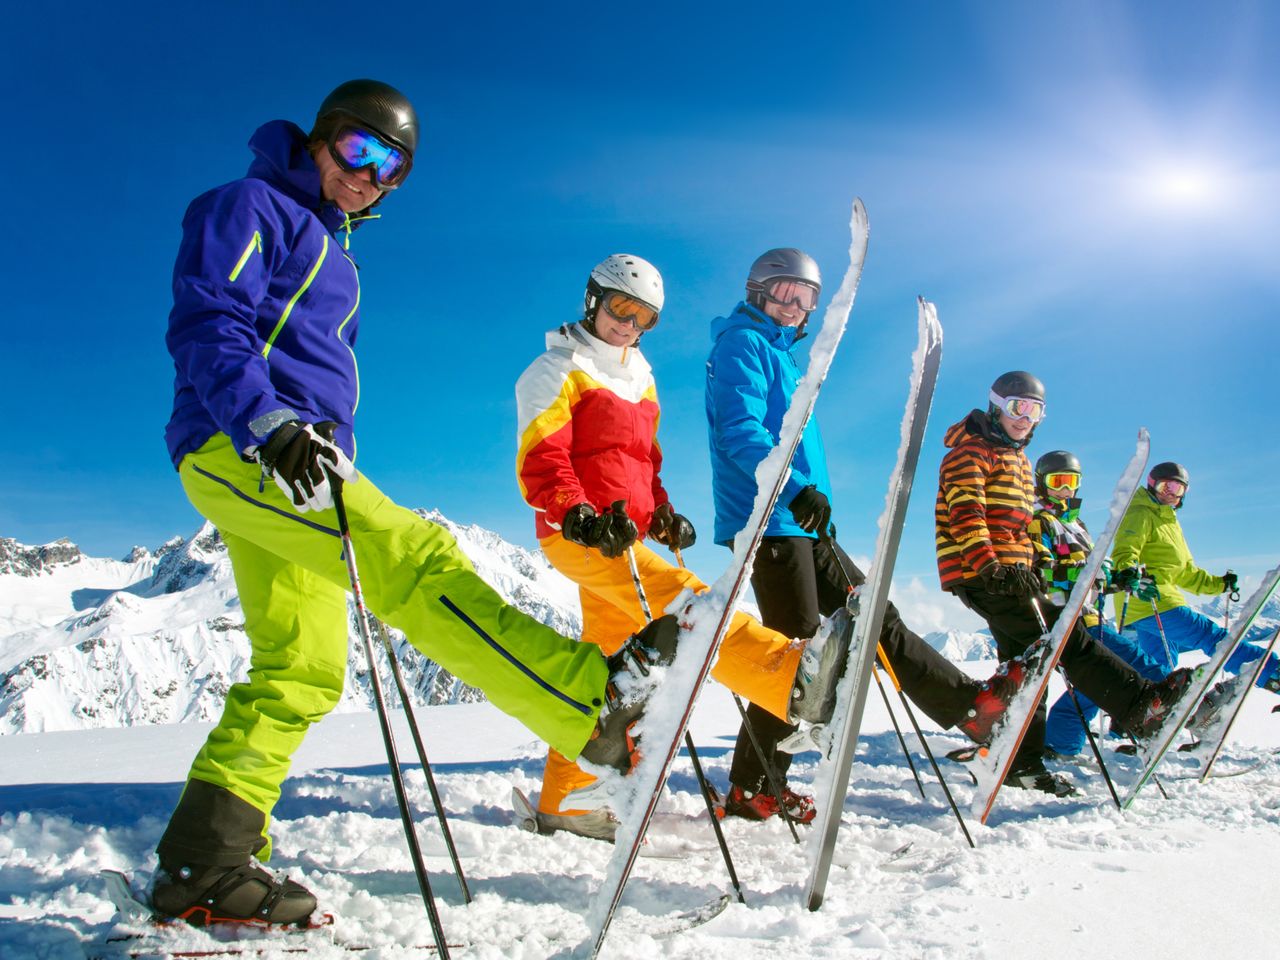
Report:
5,2,1278,628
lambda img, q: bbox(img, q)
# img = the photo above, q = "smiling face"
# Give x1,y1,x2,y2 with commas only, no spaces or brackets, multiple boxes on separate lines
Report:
998,409,1036,441
313,142,383,213
591,300,644,348
761,297,808,328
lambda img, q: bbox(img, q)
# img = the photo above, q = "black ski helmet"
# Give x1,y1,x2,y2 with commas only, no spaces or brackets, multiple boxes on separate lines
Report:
314,79,419,158
990,370,1045,403
1148,461,1190,506
1035,450,1082,498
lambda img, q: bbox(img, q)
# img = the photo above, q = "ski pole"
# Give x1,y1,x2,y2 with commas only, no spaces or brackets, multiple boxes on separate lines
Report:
626,546,746,904
1150,602,1177,672
373,618,471,902
871,660,926,799
332,487,451,958
1029,597,1121,809
823,531,972,846
671,545,801,843
874,645,974,848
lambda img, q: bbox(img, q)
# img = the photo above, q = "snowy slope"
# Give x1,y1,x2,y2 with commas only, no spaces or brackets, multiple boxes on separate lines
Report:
2,677,1280,959
0,512,582,735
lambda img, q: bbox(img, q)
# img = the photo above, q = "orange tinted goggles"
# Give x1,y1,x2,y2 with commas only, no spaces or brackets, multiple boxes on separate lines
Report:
1044,472,1081,490
601,291,660,330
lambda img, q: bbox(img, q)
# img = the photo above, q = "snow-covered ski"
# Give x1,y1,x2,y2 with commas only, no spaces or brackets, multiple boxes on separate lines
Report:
574,199,870,959
971,430,1151,824
803,295,943,911
1196,625,1280,781
1122,565,1280,808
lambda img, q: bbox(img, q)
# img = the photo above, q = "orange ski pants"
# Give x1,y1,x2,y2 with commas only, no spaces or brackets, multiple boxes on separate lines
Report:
538,534,801,814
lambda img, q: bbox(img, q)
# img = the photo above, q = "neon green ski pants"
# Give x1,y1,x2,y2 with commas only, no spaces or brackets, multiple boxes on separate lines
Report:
176,433,607,831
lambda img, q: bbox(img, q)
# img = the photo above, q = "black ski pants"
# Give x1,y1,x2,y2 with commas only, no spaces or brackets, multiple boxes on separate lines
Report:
951,584,1151,770
728,536,981,792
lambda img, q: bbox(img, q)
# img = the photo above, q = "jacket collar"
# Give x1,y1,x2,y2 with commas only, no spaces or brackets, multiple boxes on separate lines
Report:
246,120,353,238
710,302,803,350
549,322,652,376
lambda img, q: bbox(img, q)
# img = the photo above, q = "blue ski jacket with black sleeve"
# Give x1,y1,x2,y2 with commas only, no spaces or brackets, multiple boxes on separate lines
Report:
705,302,832,544
164,120,365,469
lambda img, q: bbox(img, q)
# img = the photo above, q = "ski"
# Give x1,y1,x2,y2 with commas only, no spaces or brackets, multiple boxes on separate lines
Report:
972,430,1151,824
576,199,870,959
1122,564,1280,808
1197,625,1280,780
803,295,943,911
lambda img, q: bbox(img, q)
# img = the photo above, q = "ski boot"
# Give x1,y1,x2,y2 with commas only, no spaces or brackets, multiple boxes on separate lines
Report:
536,808,620,842
1006,762,1078,798
722,783,817,824
579,614,681,773
1185,676,1245,735
789,607,854,724
151,858,317,926
1121,668,1194,740
957,639,1051,744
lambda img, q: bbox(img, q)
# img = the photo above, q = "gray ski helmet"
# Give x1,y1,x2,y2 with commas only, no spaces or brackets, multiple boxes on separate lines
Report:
584,254,665,322
1148,461,1190,505
315,79,419,157
745,248,822,310
1035,450,1082,497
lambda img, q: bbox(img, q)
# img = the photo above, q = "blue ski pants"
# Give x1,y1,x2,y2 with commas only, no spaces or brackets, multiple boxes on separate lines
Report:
1044,623,1165,755
1130,604,1280,688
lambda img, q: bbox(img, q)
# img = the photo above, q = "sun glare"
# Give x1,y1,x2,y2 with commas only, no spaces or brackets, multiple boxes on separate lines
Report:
1141,162,1225,210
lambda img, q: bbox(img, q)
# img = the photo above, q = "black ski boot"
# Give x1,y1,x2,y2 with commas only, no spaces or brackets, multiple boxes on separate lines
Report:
1006,762,1078,797
1122,668,1194,739
151,859,317,926
580,614,681,773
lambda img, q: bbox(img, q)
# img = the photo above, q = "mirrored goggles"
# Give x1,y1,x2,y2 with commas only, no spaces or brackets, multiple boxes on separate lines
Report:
329,125,412,189
763,279,820,312
989,392,1046,423
1155,478,1187,497
1044,472,1081,491
600,291,660,330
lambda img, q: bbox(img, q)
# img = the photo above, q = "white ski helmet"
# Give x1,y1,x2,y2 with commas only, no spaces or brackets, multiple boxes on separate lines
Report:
585,254,665,323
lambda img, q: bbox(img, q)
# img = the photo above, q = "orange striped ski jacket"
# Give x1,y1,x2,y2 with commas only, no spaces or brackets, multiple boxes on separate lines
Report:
935,411,1036,590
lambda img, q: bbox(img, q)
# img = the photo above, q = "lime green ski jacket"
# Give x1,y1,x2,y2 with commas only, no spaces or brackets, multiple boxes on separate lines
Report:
1110,489,1225,624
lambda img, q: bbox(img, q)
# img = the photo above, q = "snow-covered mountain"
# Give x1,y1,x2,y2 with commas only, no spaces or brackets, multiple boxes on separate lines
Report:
0,512,582,735
4,519,1274,737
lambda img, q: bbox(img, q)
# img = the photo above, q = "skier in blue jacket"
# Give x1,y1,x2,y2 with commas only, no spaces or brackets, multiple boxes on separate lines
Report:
153,80,670,925
705,248,996,821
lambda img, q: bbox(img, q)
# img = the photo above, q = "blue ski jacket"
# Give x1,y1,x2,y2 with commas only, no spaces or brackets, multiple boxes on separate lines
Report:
164,120,365,468
705,302,832,544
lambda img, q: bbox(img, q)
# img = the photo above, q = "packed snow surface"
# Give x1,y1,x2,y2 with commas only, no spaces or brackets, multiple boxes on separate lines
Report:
3,677,1280,959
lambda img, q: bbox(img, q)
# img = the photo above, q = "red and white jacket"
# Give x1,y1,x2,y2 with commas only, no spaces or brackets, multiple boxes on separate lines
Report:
516,323,669,539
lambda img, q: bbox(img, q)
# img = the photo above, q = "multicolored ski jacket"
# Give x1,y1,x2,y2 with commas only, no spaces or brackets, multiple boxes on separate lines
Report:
705,303,831,545
165,120,364,468
935,410,1036,590
515,323,669,539
1110,488,1226,624
1028,497,1105,627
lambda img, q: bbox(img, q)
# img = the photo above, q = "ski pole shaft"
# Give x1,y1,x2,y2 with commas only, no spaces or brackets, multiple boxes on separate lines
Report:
1030,597,1120,809
872,663,925,799
375,621,471,902
1150,602,1177,671
625,548,747,901
670,544,800,843
333,488,450,958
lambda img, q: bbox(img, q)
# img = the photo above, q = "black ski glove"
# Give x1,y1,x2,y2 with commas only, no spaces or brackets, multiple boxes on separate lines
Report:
562,500,638,559
978,561,1038,597
649,502,696,551
789,485,832,536
255,421,356,513
1222,570,1240,598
